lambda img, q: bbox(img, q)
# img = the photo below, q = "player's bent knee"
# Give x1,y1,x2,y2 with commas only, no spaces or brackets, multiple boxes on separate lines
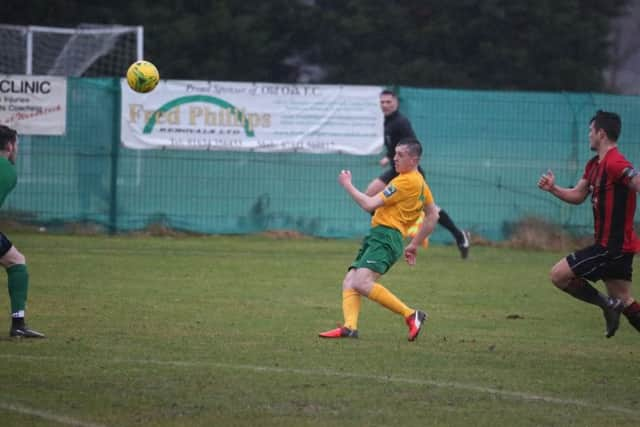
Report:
2,247,26,267
342,268,376,295
342,276,353,290
549,269,561,287
351,283,370,296
15,252,25,265
549,265,571,289
342,269,360,291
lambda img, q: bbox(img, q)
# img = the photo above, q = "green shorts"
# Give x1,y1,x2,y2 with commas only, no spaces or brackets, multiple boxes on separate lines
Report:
349,226,404,274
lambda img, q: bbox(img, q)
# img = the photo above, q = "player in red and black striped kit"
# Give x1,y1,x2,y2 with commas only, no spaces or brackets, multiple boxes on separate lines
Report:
538,110,640,338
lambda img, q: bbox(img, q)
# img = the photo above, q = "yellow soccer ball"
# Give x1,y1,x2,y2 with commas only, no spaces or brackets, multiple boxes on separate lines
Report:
126,60,160,93
407,211,429,248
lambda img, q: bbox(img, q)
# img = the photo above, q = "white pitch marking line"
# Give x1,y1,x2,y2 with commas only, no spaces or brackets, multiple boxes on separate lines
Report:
0,401,108,427
1,354,635,417
159,361,636,416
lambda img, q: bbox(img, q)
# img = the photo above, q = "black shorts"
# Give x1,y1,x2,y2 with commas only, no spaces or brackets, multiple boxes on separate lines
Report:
0,232,13,257
379,165,426,184
566,244,634,282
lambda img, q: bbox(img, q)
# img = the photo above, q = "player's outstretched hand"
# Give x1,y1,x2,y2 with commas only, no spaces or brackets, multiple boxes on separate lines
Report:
404,244,418,266
538,169,555,192
338,170,352,188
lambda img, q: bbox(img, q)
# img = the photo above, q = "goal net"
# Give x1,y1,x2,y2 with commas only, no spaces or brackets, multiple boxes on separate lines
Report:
0,24,142,76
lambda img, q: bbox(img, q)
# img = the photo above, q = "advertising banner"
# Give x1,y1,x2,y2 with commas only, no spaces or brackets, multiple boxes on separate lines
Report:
121,80,383,154
0,75,67,135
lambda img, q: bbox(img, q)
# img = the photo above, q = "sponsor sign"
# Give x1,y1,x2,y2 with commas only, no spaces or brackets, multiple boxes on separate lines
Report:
121,80,383,154
0,75,67,135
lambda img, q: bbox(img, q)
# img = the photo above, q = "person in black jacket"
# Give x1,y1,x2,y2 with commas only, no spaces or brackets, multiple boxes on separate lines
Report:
365,89,470,259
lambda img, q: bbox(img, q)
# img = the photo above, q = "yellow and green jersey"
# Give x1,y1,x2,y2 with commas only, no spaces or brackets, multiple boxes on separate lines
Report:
372,170,434,237
0,157,17,208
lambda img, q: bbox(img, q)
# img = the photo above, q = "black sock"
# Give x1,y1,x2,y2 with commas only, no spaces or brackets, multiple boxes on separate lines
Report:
11,317,25,329
437,209,464,243
623,301,640,332
562,278,609,309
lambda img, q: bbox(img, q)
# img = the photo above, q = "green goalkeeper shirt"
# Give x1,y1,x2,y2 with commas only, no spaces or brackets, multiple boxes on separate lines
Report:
0,157,17,208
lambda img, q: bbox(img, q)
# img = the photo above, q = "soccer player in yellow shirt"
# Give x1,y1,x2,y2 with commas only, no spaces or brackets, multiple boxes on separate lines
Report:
319,138,439,341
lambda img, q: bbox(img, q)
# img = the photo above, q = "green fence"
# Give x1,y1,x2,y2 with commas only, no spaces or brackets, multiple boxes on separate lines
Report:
402,87,640,241
5,78,640,242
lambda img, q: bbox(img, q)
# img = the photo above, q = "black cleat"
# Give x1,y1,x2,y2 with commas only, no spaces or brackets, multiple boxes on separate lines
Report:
10,325,46,338
457,231,470,259
603,297,623,338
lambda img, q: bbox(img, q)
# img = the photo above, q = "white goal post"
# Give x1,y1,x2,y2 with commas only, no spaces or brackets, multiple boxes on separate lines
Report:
0,24,143,76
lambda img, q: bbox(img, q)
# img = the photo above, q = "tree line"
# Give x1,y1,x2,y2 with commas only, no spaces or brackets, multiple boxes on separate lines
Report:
8,0,629,92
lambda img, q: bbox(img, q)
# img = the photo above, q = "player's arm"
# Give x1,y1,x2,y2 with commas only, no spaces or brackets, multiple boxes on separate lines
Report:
404,202,439,266
338,170,384,213
625,168,640,193
538,170,589,204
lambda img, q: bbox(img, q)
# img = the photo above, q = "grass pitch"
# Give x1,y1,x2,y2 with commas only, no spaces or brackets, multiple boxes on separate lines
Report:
0,233,638,426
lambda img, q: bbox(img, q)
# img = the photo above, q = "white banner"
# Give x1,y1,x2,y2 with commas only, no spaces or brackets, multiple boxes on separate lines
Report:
0,75,67,135
120,80,383,154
